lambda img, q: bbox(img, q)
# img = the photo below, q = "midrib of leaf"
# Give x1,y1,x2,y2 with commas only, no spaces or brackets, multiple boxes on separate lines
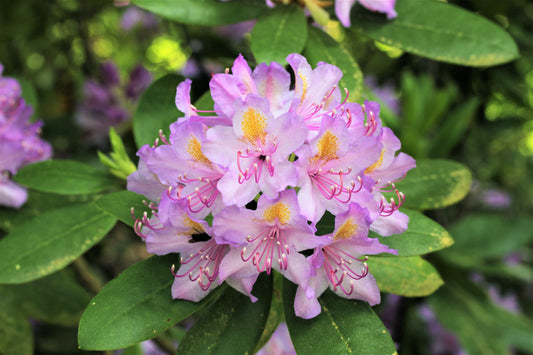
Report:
272,9,290,49
318,302,353,354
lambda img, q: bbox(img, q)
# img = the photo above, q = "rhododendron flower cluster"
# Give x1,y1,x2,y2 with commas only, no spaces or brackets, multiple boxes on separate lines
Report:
0,63,52,208
127,53,415,318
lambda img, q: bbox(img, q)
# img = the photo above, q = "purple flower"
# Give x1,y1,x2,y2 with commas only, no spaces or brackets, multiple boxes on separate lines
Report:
120,6,158,32
256,322,296,355
336,0,397,27
76,61,152,146
0,63,52,208
294,203,397,318
127,53,415,315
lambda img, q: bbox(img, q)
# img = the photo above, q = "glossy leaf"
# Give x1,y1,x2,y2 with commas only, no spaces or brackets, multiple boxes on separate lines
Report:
177,274,272,354
13,160,116,195
94,190,152,227
251,5,307,65
254,272,284,352
283,280,396,355
0,301,32,355
0,203,116,284
78,255,216,350
304,25,363,101
390,159,472,210
133,74,182,149
132,0,267,26
439,214,533,266
367,256,443,297
0,270,90,326
374,209,454,256
350,0,519,66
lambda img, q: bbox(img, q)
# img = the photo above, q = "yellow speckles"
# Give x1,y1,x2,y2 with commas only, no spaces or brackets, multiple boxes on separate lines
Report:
263,202,291,225
317,130,340,161
298,71,308,101
15,264,20,270
186,136,212,166
334,218,358,241
91,302,96,306
365,148,385,174
183,216,205,235
241,107,267,143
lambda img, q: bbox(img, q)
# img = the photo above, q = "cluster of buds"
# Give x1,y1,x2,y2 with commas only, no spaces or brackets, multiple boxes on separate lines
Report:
76,61,152,146
127,53,415,318
0,64,52,208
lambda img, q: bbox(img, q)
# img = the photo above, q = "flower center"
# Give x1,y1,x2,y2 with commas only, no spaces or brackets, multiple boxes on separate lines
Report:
263,202,291,225
241,107,267,143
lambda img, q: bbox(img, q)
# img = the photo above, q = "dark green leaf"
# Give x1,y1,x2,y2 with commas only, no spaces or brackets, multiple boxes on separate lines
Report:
0,203,116,284
283,280,396,355
350,0,519,66
0,270,90,326
0,191,97,232
391,159,472,210
367,256,443,297
0,301,33,355
429,281,508,355
78,255,215,350
13,160,116,195
177,274,272,354
254,272,284,352
193,90,215,111
304,26,364,101
94,191,152,227
133,74,182,149
132,0,267,26
18,78,39,118
374,209,453,256
251,5,307,65
439,214,533,265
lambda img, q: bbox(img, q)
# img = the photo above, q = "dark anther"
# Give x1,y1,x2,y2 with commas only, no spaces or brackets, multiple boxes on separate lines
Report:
189,232,211,243
258,154,267,161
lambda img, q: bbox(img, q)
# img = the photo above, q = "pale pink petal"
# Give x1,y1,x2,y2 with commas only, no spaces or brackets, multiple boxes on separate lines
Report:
335,0,358,27
0,178,27,208
359,0,397,19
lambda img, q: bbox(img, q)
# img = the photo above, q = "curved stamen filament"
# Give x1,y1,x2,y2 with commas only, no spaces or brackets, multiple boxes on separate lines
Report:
322,246,369,295
241,227,289,274
236,141,277,184
311,168,363,203
379,189,405,216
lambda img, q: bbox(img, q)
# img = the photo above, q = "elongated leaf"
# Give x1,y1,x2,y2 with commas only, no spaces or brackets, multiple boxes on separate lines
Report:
94,191,152,227
177,274,272,354
0,203,116,284
304,26,363,101
133,74,182,149
429,281,508,355
132,0,267,26
78,255,216,350
439,214,533,266
350,0,519,66
13,160,116,195
251,5,307,65
391,159,472,210
283,280,396,355
374,209,453,256
367,256,443,297
0,270,90,326
0,301,33,355
254,272,284,352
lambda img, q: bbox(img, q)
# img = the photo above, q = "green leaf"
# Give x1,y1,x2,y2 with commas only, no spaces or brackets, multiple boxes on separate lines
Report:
0,191,97,232
0,270,90,326
18,78,39,119
428,281,509,355
254,272,284,352
13,160,116,195
350,0,519,66
304,25,363,101
78,255,215,350
391,159,472,210
132,0,267,26
283,280,396,355
94,191,152,227
133,74,182,149
193,90,215,111
0,301,33,355
251,5,307,65
177,274,272,354
438,214,533,265
374,208,453,256
367,256,443,297
0,203,116,284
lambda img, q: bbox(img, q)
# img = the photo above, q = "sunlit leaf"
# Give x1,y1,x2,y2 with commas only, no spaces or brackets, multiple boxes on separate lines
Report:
350,0,519,66
0,204,116,284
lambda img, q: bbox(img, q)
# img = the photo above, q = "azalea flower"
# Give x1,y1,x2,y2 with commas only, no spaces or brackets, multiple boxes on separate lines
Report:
336,0,397,27
0,63,52,208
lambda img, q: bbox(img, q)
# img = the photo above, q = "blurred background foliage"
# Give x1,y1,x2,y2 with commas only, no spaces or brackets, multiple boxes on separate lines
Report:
0,0,532,354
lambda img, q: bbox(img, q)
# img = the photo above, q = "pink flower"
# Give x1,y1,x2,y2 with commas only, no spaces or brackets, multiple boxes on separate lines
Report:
336,0,397,27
